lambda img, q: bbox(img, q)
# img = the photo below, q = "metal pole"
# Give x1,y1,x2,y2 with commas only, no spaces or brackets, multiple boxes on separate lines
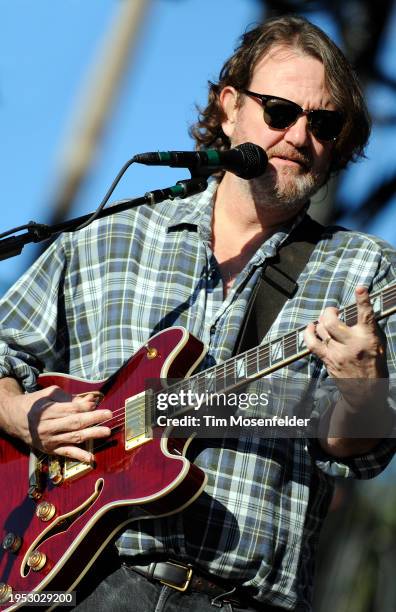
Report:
46,0,151,225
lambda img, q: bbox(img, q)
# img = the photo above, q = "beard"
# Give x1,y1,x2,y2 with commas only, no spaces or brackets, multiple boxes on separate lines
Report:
249,143,329,216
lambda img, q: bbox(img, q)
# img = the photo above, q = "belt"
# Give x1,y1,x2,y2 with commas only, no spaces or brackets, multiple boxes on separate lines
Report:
121,558,284,611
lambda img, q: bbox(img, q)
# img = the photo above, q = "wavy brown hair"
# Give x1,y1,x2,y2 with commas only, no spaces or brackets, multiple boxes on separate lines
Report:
190,15,371,174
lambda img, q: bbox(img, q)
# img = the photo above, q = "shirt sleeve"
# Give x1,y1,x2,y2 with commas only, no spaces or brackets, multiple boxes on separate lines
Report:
0,236,69,391
306,237,396,479
307,437,396,479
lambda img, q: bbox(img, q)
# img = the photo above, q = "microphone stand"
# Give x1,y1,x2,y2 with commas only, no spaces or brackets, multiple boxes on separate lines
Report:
0,160,209,261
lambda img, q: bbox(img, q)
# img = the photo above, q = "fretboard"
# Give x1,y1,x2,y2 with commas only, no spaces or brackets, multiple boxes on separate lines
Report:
162,283,396,413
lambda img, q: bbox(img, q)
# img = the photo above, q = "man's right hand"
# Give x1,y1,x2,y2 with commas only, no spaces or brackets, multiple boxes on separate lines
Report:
0,379,112,463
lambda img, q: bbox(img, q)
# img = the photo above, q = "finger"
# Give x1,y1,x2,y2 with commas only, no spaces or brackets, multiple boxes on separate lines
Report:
318,307,353,344
73,391,104,404
319,307,339,323
36,397,100,419
42,408,113,434
314,320,328,342
52,424,112,446
38,385,73,403
36,388,101,409
318,307,339,332
319,318,349,344
356,286,376,328
52,445,94,464
304,323,326,359
71,395,103,412
315,320,336,347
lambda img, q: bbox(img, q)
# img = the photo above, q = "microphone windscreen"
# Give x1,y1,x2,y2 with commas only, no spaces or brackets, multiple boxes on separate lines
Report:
234,143,268,179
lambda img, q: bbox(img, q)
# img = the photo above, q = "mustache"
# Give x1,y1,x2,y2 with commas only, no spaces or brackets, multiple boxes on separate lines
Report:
267,145,312,170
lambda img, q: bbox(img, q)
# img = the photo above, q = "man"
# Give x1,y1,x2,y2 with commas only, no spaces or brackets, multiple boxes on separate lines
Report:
0,14,395,612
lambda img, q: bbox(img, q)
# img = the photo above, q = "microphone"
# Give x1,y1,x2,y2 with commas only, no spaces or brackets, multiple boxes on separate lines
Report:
133,142,268,180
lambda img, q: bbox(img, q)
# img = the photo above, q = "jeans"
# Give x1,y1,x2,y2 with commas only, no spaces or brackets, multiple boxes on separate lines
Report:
74,565,263,612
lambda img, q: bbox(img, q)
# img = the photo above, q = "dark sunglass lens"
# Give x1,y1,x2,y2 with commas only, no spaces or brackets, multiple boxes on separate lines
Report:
263,99,300,129
310,110,344,141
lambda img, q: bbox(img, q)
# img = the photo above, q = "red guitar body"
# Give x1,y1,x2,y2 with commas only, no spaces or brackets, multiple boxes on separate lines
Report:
0,327,207,609
2,282,396,608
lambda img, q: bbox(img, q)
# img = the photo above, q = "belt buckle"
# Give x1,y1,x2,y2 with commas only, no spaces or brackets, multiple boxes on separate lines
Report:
160,561,193,592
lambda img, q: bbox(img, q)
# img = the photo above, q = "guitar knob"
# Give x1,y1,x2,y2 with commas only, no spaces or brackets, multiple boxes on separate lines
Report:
0,582,12,603
36,501,56,522
146,346,159,359
27,550,47,571
28,485,42,501
2,532,22,553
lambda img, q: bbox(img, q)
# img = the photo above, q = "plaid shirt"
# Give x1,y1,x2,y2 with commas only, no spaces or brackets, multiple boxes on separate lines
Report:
1,180,396,611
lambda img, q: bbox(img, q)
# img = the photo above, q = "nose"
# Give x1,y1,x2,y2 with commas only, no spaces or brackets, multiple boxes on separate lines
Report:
284,115,311,148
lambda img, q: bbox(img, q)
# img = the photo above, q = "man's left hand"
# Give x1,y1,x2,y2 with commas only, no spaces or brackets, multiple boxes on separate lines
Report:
304,286,388,410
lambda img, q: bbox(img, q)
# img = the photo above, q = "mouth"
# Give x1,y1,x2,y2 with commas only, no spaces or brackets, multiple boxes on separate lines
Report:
270,155,309,170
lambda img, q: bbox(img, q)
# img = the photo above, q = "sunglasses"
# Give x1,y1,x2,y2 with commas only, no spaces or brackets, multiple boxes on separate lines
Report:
240,89,344,142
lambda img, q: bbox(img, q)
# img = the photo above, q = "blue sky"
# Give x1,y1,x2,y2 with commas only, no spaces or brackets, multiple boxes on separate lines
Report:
0,0,262,290
1,0,396,294
1,0,396,530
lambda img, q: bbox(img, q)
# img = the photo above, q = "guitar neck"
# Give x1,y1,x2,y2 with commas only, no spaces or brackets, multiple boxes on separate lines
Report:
164,283,396,407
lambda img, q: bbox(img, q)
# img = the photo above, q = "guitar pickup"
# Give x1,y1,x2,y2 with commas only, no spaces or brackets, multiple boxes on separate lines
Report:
125,390,153,450
62,442,94,481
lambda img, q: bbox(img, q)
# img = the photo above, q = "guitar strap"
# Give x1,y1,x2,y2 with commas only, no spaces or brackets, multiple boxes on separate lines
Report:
234,215,326,354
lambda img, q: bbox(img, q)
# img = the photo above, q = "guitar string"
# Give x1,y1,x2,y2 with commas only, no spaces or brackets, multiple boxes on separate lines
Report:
35,286,396,464
141,286,396,398
35,293,396,465
105,285,396,426
64,285,396,432
54,284,396,432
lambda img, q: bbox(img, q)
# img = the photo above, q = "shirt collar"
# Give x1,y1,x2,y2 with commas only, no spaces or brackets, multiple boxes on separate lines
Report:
166,177,310,258
166,178,218,234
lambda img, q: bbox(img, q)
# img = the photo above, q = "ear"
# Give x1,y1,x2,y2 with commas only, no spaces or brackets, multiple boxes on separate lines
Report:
219,86,239,139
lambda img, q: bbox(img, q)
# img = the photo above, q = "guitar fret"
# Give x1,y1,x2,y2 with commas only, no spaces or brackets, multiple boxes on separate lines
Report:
205,375,217,395
297,329,306,352
258,346,270,372
270,337,284,366
235,353,247,379
246,348,259,378
224,360,237,390
343,305,357,326
369,292,383,318
284,332,297,358
382,286,396,311
216,363,226,393
248,347,260,375
164,282,396,408
192,374,205,398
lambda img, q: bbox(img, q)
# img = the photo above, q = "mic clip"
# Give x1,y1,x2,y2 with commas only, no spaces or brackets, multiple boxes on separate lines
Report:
144,177,209,205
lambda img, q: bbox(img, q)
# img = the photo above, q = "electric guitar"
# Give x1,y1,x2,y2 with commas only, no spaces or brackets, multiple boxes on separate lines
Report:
1,283,396,609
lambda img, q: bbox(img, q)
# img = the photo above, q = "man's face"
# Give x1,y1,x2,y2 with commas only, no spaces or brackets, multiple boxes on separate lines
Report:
220,47,337,213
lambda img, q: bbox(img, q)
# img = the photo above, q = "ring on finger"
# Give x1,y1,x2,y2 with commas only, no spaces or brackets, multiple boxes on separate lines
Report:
324,336,331,347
